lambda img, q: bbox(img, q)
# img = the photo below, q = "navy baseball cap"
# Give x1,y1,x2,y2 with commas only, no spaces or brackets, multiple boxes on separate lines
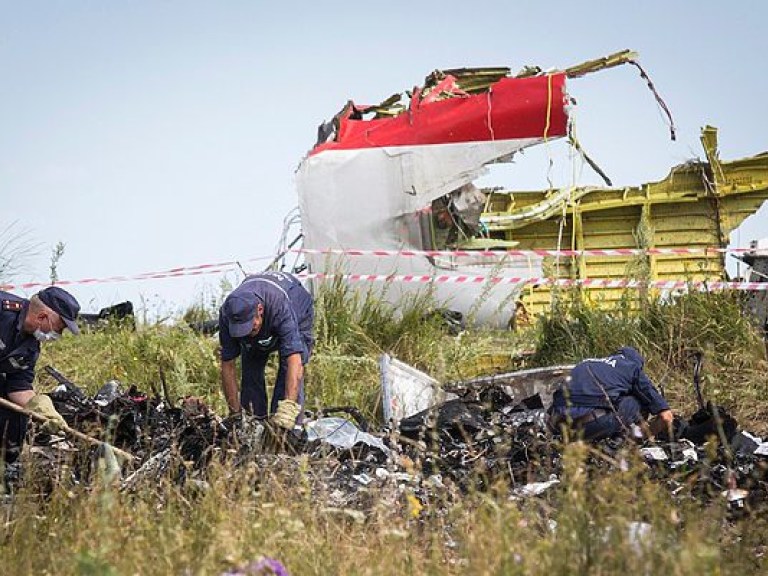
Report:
38,286,81,335
222,291,259,338
618,346,644,366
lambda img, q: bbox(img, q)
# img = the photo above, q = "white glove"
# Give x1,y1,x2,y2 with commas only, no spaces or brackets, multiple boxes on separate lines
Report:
270,399,300,430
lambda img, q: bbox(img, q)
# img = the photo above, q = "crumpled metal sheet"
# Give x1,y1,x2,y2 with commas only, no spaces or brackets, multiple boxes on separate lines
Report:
6,368,768,524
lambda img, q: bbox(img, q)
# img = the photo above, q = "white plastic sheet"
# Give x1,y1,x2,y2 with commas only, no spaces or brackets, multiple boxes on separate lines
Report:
380,354,447,425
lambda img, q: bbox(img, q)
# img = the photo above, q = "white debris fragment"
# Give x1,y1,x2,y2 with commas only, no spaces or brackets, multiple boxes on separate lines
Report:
670,440,699,468
427,474,444,488
352,473,373,486
510,476,560,499
304,417,389,454
640,446,668,461
627,521,653,554
722,487,749,502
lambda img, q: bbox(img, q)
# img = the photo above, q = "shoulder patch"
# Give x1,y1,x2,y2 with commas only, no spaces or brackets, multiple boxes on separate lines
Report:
2,299,23,312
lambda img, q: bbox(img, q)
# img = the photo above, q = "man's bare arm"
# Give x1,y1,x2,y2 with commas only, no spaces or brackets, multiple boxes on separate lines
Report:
283,353,304,403
649,409,674,437
8,390,35,407
220,359,240,413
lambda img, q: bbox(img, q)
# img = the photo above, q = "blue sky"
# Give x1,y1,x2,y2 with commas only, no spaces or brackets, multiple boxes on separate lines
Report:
1,1,766,317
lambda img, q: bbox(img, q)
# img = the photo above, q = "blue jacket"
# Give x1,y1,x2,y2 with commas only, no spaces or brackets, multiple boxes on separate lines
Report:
219,272,314,363
554,347,669,415
0,291,40,395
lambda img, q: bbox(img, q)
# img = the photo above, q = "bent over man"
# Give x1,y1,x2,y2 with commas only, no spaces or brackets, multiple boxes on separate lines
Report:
218,272,314,430
1,286,80,463
548,346,674,441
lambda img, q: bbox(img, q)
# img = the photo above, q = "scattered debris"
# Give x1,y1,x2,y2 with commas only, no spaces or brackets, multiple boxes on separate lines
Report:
79,301,135,330
304,417,389,454
510,476,560,499
380,354,455,425
5,363,767,528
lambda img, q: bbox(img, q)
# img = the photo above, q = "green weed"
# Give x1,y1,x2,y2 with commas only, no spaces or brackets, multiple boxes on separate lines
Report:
3,283,765,574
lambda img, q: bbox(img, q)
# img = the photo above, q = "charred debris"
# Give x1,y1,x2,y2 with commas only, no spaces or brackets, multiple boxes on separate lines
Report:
78,301,135,331
4,359,767,522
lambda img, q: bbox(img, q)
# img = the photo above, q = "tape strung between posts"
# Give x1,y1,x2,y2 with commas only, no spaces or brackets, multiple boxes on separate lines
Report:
1,246,766,291
295,273,768,291
2,270,767,292
0,266,234,291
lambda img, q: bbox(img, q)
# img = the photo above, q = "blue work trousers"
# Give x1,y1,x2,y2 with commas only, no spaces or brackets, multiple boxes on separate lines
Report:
580,395,642,441
0,397,28,463
239,333,313,420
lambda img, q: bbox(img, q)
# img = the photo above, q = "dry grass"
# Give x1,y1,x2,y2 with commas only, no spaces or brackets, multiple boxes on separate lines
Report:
4,443,756,575
2,285,767,574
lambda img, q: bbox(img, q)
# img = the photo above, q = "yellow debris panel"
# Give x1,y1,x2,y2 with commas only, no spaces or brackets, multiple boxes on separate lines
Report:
479,127,768,316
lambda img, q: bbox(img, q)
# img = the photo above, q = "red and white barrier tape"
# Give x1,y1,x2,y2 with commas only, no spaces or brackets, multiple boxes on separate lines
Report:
296,273,768,291
3,253,766,292
291,247,767,258
0,265,236,291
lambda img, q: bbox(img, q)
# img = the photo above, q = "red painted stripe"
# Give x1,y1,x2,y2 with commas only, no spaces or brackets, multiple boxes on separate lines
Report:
311,74,568,154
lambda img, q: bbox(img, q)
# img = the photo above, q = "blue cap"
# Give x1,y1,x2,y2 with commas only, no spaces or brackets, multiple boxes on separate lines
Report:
618,346,644,367
38,286,81,335
222,292,258,338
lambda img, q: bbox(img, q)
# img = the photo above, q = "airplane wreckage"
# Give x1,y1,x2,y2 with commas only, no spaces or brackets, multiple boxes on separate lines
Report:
290,50,768,327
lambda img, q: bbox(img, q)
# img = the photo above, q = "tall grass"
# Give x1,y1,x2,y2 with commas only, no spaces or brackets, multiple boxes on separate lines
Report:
534,289,762,368
42,323,223,410
3,441,757,574
3,282,766,574
534,288,768,433
313,277,448,368
308,279,497,420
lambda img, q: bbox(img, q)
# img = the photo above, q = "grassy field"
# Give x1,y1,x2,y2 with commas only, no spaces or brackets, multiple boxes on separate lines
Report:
2,285,767,575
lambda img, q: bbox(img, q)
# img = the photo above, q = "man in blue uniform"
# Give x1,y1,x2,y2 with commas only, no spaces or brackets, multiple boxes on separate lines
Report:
218,272,314,430
548,346,674,441
1,286,80,463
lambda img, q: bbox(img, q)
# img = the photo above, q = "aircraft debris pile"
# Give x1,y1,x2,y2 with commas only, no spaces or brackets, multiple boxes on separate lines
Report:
294,47,768,328
78,301,135,331
4,367,768,522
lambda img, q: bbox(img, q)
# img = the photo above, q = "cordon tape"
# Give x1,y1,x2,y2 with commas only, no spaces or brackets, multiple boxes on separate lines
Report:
1,247,766,292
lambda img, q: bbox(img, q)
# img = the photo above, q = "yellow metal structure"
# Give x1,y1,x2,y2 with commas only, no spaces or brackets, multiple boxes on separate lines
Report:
479,127,768,316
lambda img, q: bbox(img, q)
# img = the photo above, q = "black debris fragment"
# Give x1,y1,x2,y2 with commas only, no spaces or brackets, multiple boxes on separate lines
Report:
6,366,768,525
78,301,135,331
